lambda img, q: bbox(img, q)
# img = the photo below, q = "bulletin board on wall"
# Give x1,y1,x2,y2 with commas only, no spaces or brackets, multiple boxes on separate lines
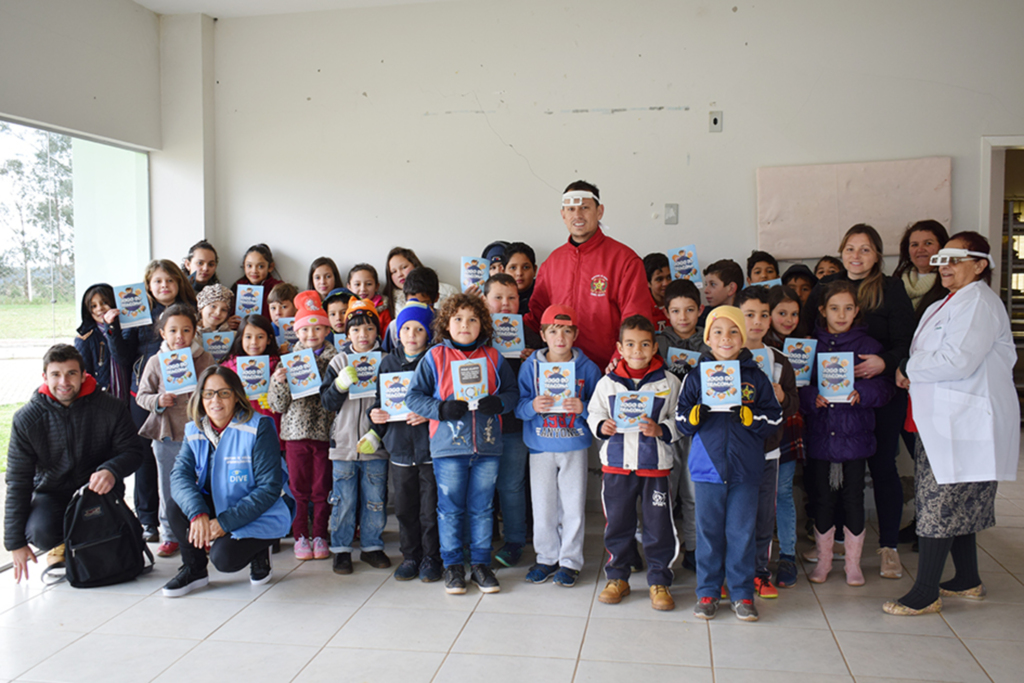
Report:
756,157,952,258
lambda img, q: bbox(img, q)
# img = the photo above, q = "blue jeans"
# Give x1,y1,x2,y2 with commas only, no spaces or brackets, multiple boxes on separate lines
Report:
495,434,529,546
434,455,500,567
776,460,797,558
694,479,759,602
328,459,387,553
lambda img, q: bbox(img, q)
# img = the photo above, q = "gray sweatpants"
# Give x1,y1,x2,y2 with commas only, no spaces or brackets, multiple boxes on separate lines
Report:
668,435,697,551
530,449,588,570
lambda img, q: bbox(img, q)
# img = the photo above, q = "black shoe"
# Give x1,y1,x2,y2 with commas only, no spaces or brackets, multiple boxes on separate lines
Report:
470,563,501,594
394,559,419,581
250,548,272,586
142,526,160,544
360,550,392,569
444,564,467,594
681,549,697,572
333,552,353,575
419,557,443,583
162,565,209,597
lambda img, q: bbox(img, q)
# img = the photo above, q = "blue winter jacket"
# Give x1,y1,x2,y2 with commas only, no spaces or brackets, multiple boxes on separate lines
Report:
515,348,602,454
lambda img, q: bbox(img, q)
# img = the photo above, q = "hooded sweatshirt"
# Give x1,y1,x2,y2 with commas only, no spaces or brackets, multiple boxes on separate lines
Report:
516,347,603,453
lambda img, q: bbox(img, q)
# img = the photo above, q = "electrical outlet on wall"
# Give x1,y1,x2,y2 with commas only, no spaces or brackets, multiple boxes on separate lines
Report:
710,111,723,132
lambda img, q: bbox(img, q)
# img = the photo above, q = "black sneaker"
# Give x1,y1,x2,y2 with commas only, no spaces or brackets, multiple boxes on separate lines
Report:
333,552,353,575
142,525,159,544
360,550,392,569
162,565,209,598
394,558,419,581
470,563,501,594
250,548,272,586
419,557,443,583
444,564,467,594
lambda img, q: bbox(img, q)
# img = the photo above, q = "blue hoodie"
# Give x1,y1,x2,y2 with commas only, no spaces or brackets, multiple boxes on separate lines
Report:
515,348,602,453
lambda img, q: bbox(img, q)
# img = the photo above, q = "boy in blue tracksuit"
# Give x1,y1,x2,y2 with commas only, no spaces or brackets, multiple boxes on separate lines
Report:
515,304,602,587
676,306,782,622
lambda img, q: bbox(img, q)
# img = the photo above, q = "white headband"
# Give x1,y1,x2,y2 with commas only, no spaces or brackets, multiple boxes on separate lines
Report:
929,248,994,268
562,190,599,207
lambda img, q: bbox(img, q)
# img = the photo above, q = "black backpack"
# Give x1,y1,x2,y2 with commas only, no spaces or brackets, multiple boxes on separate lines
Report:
44,486,154,588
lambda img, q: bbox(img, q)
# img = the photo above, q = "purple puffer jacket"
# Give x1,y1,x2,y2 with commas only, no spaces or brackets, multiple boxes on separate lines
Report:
799,324,895,463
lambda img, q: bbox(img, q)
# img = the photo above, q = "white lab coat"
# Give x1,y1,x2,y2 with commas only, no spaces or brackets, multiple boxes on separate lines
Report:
907,280,1019,484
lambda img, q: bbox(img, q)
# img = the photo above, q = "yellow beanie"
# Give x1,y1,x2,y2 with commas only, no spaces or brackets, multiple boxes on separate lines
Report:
703,306,747,345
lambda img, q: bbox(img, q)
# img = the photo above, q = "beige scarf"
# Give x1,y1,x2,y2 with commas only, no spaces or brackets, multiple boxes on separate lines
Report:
901,270,936,310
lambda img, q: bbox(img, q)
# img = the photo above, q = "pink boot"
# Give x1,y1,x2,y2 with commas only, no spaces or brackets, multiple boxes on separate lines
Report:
844,527,866,586
808,527,834,584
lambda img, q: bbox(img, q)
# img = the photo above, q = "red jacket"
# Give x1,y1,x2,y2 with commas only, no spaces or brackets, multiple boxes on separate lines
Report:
525,227,652,369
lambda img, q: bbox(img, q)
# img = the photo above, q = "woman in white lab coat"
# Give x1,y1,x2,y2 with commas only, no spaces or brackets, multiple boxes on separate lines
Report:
883,232,1020,616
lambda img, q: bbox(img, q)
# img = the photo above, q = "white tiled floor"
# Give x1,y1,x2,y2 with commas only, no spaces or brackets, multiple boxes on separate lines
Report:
3,475,1024,683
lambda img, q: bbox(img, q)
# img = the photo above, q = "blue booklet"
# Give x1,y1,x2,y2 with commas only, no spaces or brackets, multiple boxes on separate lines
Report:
700,360,742,411
538,362,576,413
747,278,783,290
114,283,151,329
235,284,264,317
276,317,298,355
461,257,488,292
666,347,701,375
612,391,656,433
348,351,382,399
783,338,817,387
281,348,322,400
817,352,855,403
750,348,774,380
666,246,703,288
492,313,525,359
451,358,489,410
380,371,414,422
236,355,270,398
202,331,235,363
158,347,198,396
333,333,348,354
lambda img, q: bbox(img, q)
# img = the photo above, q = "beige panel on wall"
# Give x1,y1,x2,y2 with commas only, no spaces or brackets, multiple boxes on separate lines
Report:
757,157,952,258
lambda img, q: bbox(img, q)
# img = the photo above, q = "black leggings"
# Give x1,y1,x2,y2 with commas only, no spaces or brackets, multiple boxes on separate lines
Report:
813,459,866,536
168,495,274,574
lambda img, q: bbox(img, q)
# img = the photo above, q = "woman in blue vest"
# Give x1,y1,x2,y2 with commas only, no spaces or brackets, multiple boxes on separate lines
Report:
163,365,291,597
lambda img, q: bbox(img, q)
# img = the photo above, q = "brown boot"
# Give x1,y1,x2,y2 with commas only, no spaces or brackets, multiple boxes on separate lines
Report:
807,527,834,583
47,543,66,567
650,585,675,611
598,579,631,604
844,527,866,586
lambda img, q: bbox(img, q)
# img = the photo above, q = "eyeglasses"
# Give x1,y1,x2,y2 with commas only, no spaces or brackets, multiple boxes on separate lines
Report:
930,248,992,267
201,389,234,400
931,256,975,266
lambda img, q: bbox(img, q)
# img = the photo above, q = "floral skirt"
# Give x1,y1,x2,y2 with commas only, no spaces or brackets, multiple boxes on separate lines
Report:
914,435,997,538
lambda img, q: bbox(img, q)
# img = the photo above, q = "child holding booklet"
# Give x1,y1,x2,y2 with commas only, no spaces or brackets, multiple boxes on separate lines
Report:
136,304,215,557
516,304,601,586
587,315,682,611
320,299,391,575
369,302,441,582
75,283,129,400
268,291,337,561
221,314,282,437
800,280,894,586
676,306,782,622
405,293,518,595
233,244,282,318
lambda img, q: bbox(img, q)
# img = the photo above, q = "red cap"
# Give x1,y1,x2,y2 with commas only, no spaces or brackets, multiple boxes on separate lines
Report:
541,304,577,327
293,290,328,331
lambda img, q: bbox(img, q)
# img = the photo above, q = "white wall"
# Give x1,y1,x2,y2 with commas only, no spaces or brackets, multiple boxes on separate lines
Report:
209,0,1024,289
0,0,161,150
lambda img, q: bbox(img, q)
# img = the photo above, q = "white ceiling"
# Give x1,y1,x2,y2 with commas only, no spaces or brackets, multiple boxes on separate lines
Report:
133,0,465,18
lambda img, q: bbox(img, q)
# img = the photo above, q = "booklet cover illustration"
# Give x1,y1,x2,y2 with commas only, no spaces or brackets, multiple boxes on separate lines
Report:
538,362,576,413
235,284,264,317
276,317,298,354
202,331,235,363
700,360,742,411
613,391,656,433
666,246,703,287
817,352,854,403
746,278,782,290
115,283,152,329
451,358,489,410
666,347,701,374
333,333,348,354
282,348,322,399
237,355,270,398
492,313,525,358
751,349,773,380
783,338,818,387
348,351,381,399
159,347,197,395
461,257,488,292
380,371,414,422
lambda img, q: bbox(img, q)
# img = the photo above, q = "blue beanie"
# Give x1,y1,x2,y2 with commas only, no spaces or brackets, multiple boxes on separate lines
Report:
396,302,434,337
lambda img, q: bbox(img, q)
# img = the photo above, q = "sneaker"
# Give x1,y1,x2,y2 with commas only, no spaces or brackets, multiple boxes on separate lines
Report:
312,537,330,560
419,557,443,583
732,598,759,621
46,543,66,567
394,558,419,581
598,579,631,604
361,550,392,569
493,543,523,568
776,558,799,588
693,596,719,619
250,548,272,586
553,567,580,587
754,576,779,598
142,525,160,543
157,541,180,558
332,552,353,575
526,563,559,584
878,547,903,579
650,585,675,611
162,565,209,598
444,564,467,594
681,549,696,572
294,537,313,561
470,563,501,593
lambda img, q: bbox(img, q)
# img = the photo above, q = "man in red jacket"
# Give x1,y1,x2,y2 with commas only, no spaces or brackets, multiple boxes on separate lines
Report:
524,180,652,369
